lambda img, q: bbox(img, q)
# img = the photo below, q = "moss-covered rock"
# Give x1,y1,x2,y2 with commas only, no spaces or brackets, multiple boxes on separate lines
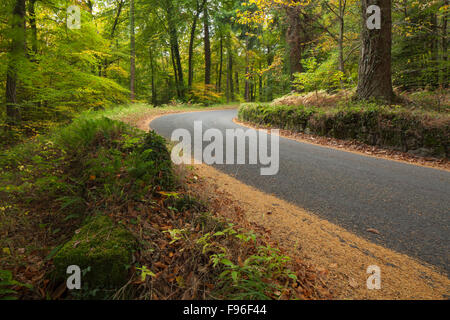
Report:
53,215,135,289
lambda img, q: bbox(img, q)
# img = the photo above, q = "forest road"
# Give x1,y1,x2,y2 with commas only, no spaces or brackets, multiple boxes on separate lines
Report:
150,109,450,274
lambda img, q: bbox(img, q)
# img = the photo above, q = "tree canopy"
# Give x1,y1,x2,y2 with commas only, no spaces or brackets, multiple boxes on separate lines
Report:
0,0,448,144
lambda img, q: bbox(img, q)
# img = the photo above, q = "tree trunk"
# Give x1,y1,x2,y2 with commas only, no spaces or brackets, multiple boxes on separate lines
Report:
204,4,211,85
130,0,136,101
170,45,179,96
259,62,262,101
28,0,38,56
188,0,206,88
166,0,184,98
226,37,234,102
188,14,199,88
338,0,345,75
356,0,394,103
285,5,303,77
441,0,448,88
244,38,250,101
266,45,273,101
149,47,157,106
104,0,125,77
217,36,223,92
6,0,26,124
431,13,440,88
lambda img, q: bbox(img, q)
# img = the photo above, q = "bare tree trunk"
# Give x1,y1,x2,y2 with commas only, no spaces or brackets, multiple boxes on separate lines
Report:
6,0,26,124
356,0,394,103
204,4,211,85
338,0,345,75
244,38,250,101
285,5,303,77
431,13,440,87
266,45,273,101
187,14,198,88
259,62,262,101
226,37,234,102
166,0,184,98
188,0,206,88
217,36,223,92
235,71,239,95
149,47,157,106
441,0,448,88
130,0,136,101
170,46,179,96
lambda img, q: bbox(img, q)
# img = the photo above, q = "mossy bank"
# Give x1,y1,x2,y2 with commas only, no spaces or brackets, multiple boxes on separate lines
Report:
238,102,449,158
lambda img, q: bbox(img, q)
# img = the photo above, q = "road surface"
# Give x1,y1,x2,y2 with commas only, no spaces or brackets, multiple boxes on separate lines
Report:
150,109,450,274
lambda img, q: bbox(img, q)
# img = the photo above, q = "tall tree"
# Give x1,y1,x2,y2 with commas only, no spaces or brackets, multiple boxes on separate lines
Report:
244,37,250,101
203,2,211,85
130,0,136,101
441,0,448,88
319,0,349,75
226,35,234,101
285,5,303,77
28,0,38,56
6,0,26,124
356,0,394,102
149,46,157,105
103,0,125,77
217,36,223,92
165,0,184,98
188,0,206,88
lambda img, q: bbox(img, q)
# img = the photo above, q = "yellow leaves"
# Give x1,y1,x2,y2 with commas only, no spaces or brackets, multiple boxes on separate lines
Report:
158,191,179,197
106,65,128,78
187,83,223,104
236,0,311,26
2,247,11,255
136,265,156,282
175,275,185,288
439,5,449,13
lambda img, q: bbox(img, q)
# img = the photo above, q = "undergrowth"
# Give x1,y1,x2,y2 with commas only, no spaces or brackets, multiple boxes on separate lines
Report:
0,109,319,300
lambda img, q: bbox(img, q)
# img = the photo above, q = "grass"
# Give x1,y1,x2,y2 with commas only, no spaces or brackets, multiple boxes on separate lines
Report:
77,102,239,122
0,102,239,151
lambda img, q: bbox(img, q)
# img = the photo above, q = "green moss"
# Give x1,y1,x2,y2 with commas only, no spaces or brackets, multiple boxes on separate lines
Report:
53,215,135,289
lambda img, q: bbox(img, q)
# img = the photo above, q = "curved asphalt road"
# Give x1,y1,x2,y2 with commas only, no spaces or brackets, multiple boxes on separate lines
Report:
151,109,450,274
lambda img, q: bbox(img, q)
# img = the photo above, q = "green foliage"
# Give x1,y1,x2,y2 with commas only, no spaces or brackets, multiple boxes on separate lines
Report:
189,222,296,299
392,1,449,90
211,245,296,300
187,84,224,105
0,116,175,225
292,57,345,93
0,113,177,298
203,224,295,300
0,269,32,300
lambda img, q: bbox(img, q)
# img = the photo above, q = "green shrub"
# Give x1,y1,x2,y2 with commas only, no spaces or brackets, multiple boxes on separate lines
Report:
1,117,175,221
292,56,345,93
